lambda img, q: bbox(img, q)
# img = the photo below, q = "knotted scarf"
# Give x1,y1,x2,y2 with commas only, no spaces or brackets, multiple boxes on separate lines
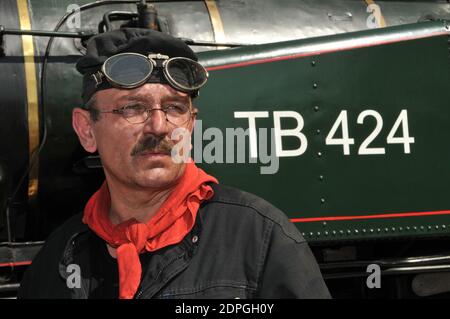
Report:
82,161,218,298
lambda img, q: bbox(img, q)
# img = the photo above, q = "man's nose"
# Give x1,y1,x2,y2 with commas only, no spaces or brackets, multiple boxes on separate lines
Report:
142,108,170,135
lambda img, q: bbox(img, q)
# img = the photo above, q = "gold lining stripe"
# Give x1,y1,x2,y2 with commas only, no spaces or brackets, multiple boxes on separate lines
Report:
204,0,227,49
365,0,387,27
17,0,39,199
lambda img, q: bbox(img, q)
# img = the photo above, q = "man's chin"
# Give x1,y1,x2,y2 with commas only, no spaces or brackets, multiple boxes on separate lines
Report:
134,163,185,188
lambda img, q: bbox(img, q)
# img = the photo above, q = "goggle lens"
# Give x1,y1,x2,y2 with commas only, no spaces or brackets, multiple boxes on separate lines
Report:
166,58,208,90
104,54,152,87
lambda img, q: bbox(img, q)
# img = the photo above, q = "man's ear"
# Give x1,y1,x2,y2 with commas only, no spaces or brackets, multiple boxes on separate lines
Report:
72,108,97,153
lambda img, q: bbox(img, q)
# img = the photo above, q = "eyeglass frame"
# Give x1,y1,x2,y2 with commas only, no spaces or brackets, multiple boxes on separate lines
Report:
88,103,198,126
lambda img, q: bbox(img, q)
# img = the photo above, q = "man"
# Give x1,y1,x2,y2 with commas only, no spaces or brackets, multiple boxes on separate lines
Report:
18,28,330,299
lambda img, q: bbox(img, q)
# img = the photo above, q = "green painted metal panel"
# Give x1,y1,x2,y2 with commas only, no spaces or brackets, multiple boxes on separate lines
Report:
196,21,450,242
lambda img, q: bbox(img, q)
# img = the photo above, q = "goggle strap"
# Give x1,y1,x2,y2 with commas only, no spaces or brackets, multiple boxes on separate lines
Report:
92,71,104,88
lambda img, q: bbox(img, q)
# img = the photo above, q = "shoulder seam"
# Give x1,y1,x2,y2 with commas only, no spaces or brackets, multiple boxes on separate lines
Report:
202,199,305,243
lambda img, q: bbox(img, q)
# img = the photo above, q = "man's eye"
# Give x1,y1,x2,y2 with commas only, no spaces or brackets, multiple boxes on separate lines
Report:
122,104,145,117
124,104,146,111
165,104,188,114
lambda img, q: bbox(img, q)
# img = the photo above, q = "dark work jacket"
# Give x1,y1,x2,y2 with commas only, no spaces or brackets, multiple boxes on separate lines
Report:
18,184,331,299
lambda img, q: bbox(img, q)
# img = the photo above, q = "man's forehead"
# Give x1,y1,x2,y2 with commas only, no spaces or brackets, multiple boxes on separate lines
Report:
99,84,191,103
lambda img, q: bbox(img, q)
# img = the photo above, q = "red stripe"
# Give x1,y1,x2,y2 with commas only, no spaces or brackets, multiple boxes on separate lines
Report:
0,261,32,268
206,31,448,71
0,212,446,265
291,210,450,223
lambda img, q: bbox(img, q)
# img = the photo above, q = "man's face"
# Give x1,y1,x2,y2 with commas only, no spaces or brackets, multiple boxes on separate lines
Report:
74,83,195,191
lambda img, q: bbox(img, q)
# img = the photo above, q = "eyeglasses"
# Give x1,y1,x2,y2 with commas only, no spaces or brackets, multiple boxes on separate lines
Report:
91,53,208,96
94,104,197,125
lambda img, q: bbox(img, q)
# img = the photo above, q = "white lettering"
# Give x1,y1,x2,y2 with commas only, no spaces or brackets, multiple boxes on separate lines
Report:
273,111,308,157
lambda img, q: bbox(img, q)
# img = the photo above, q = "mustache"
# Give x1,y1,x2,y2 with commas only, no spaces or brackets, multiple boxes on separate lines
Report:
130,135,174,156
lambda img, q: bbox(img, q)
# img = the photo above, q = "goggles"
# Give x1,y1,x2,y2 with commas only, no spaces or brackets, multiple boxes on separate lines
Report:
90,53,208,96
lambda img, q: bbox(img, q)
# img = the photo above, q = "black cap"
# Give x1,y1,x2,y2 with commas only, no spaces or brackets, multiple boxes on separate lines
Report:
76,28,198,104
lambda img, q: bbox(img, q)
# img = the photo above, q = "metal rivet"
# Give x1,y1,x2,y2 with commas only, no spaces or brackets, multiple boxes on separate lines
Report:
420,226,425,230
311,61,316,66
369,229,374,233
302,232,306,236
391,227,396,232
319,175,324,181
377,228,381,233
314,106,319,112
317,232,321,236
309,232,314,237
332,230,336,235
384,228,389,232
324,231,329,236
339,230,344,235
322,221,327,227
316,129,321,135
406,226,410,231
320,198,325,203
313,83,318,89
317,152,322,157
354,230,359,234
347,230,351,235
192,235,199,244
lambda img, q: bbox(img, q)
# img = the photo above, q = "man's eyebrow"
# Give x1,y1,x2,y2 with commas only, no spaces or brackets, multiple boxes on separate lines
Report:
116,94,190,105
163,96,190,103
118,95,147,102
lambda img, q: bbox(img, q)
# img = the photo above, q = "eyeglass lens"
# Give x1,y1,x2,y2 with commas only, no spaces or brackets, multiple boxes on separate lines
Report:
125,107,191,126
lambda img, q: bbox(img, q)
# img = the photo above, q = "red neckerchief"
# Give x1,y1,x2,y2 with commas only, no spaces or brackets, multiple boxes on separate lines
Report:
82,161,218,299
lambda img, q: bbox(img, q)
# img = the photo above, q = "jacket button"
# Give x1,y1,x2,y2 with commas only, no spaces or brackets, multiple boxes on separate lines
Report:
192,235,199,244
